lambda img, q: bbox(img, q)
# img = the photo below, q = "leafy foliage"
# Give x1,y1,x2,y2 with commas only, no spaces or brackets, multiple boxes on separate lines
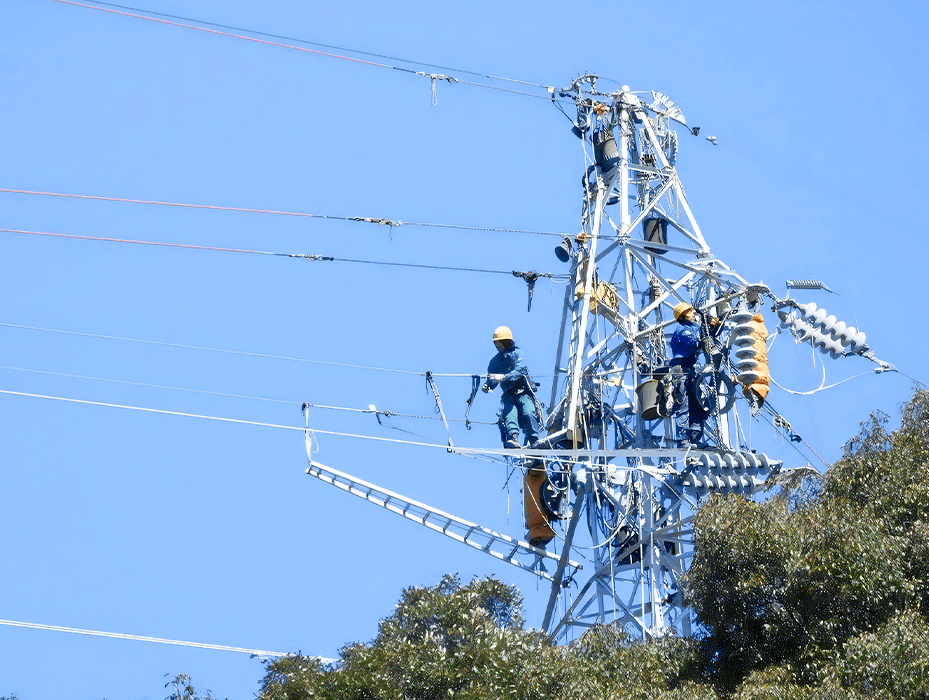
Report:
258,574,569,700
248,390,929,699
688,389,929,694
164,673,220,700
257,575,713,699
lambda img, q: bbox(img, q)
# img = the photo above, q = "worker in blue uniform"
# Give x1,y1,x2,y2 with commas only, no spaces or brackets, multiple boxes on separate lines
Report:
482,326,542,452
669,303,720,445
669,303,703,370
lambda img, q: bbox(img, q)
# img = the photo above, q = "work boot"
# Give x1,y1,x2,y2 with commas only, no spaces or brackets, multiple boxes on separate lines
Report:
677,429,699,448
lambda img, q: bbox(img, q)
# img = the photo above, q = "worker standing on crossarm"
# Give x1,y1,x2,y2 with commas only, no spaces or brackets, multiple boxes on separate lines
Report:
669,303,721,445
482,326,542,452
669,303,703,370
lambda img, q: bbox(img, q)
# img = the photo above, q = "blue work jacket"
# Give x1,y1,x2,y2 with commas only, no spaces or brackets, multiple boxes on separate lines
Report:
486,345,532,397
669,320,702,369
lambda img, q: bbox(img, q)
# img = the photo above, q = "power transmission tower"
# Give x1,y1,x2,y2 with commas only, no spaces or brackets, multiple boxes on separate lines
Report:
538,77,787,640
303,76,894,643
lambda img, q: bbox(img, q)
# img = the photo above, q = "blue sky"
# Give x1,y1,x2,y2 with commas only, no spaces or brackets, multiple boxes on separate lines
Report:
1,1,926,698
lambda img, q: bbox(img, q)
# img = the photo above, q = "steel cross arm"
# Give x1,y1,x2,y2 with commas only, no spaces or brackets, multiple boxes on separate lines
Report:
702,256,749,286
629,248,733,284
653,513,695,533
623,236,703,258
450,446,696,470
586,340,632,373
303,457,581,581
586,328,624,359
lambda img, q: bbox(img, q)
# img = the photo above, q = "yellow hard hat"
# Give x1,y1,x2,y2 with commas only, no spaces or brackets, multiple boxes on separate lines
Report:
493,326,513,342
673,302,694,321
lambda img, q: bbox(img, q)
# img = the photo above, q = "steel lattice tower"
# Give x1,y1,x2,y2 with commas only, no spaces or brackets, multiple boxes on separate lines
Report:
305,77,892,644
538,77,784,640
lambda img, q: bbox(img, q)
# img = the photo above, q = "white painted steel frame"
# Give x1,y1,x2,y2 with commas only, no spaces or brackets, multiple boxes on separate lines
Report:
303,444,582,582
541,86,777,642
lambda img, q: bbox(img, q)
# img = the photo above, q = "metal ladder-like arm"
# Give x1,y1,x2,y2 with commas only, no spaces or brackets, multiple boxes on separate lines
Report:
304,450,582,582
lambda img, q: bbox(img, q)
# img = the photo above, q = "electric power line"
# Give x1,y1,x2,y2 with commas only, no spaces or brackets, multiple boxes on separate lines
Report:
0,322,480,377
0,227,569,281
63,0,554,91
0,389,716,471
0,188,570,238
0,388,487,455
0,387,643,463
53,0,565,103
0,618,292,658
0,364,496,424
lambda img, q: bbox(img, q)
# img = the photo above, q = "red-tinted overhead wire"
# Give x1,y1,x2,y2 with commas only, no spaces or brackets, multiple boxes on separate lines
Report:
51,0,394,70
0,227,284,257
50,0,562,102
77,0,554,89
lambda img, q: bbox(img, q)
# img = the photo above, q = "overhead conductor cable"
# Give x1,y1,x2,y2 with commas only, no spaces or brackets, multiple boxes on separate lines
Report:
0,618,291,658
0,227,568,282
0,188,569,237
67,0,555,89
0,322,544,378
0,388,691,468
0,364,495,423
52,0,563,102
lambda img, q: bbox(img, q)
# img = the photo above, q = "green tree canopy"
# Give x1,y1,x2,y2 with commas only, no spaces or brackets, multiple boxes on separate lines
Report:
688,389,929,696
254,390,929,700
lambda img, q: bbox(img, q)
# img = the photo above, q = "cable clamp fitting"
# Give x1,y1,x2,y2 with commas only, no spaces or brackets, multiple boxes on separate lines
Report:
349,217,402,227
290,254,334,261
415,72,459,106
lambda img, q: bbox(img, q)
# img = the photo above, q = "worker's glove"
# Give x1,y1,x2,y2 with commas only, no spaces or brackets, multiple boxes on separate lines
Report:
482,383,492,393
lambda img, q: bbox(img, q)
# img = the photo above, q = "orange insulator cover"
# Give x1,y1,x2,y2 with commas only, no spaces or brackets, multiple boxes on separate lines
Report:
742,313,770,406
523,471,554,547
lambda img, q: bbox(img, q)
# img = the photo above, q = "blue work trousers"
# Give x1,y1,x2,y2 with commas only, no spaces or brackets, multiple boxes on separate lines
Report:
498,393,541,447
